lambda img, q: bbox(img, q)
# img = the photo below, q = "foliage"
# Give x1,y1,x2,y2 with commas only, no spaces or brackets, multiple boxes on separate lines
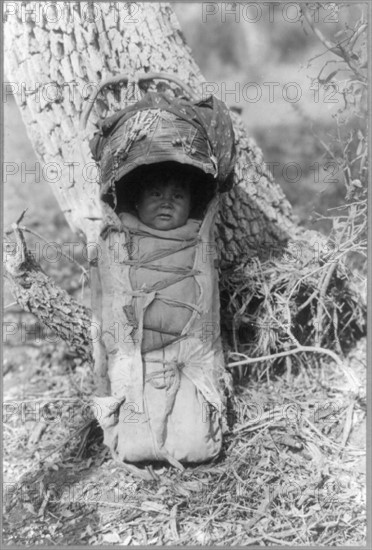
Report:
222,2,367,377
303,1,367,252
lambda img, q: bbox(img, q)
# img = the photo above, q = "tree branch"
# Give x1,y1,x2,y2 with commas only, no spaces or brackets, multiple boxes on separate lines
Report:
4,224,93,364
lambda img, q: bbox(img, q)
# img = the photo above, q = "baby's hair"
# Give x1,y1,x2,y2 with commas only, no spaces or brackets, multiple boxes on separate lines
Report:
114,161,216,219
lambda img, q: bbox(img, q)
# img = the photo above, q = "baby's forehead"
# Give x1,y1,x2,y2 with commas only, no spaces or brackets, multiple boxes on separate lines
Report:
144,180,189,191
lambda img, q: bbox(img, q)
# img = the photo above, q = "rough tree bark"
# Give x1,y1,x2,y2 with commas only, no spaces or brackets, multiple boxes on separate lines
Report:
4,2,294,260
4,2,340,372
5,223,93,363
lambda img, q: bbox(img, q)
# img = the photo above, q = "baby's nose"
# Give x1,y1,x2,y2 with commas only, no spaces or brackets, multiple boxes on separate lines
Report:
162,191,174,202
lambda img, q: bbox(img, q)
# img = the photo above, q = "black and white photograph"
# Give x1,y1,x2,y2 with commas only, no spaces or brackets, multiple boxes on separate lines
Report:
3,1,368,546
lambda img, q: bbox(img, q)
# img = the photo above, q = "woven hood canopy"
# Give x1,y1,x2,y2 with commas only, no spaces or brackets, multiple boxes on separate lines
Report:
89,92,236,203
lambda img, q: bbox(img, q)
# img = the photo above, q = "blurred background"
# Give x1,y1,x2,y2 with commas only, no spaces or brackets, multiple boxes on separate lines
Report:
4,2,367,301
173,2,366,226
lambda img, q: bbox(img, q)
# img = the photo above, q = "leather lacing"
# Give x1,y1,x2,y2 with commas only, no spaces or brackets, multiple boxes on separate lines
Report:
122,224,202,470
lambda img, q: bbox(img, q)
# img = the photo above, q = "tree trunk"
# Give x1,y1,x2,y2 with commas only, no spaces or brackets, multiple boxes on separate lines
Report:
4,1,294,265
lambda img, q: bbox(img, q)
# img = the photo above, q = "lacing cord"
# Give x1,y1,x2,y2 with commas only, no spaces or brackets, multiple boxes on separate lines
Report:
156,295,202,314
122,263,193,274
121,237,199,268
142,334,188,355
123,224,200,341
120,225,200,468
126,227,200,242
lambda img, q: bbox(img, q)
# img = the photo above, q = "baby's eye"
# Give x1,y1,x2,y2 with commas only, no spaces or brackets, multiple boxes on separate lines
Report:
174,193,184,199
150,190,162,197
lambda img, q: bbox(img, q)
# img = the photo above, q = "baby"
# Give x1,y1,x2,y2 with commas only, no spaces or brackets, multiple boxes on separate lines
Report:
115,161,214,228
133,163,192,231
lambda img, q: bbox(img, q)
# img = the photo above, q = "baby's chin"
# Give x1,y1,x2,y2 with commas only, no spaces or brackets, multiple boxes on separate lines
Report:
139,215,187,231
146,220,185,231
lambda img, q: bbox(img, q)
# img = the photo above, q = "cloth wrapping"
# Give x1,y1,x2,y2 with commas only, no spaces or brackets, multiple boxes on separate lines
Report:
92,198,226,465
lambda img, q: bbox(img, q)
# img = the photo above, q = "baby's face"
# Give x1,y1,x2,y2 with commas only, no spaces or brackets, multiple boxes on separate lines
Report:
137,178,191,231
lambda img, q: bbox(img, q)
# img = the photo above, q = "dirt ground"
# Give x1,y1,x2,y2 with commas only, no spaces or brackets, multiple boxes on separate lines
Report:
3,327,366,545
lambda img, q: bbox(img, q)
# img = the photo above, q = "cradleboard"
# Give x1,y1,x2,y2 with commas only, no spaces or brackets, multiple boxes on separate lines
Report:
85,75,236,468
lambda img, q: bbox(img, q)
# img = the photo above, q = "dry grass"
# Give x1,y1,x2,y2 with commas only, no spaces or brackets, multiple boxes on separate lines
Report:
220,226,366,378
3,333,366,546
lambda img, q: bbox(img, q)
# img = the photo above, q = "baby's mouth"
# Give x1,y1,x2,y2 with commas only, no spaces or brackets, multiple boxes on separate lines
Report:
157,212,172,219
